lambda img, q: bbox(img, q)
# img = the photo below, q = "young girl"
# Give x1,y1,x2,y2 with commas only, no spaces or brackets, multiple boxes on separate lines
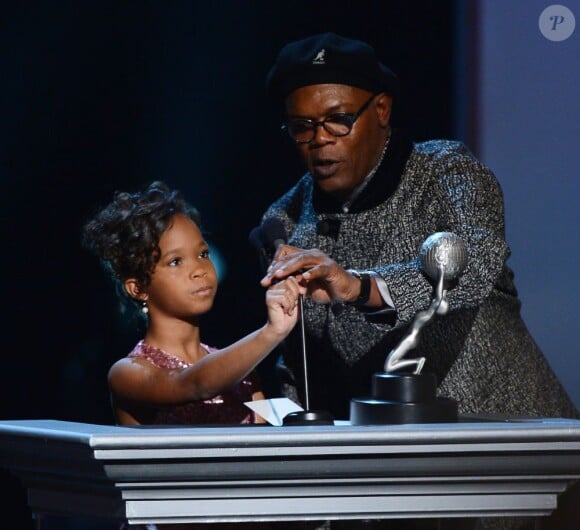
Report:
82,180,304,428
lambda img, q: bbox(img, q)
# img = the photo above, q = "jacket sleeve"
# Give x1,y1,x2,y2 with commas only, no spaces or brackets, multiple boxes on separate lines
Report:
373,142,511,327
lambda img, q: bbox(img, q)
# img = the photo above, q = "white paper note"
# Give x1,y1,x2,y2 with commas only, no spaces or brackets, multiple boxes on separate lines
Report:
244,398,304,426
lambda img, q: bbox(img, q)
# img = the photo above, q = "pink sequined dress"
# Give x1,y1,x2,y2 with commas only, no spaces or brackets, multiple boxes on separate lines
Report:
126,340,261,425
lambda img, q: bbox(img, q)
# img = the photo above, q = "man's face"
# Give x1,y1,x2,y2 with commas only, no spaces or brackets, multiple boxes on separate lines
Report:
285,84,391,199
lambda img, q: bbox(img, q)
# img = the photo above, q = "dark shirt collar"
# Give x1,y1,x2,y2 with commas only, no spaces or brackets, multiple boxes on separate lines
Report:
312,128,414,214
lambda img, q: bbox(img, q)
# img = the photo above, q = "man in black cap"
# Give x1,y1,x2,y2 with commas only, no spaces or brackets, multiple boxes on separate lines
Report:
259,32,577,425
258,33,580,530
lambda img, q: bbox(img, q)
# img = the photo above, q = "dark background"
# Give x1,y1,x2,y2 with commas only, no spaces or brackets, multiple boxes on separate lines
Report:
0,0,457,425
1,1,577,528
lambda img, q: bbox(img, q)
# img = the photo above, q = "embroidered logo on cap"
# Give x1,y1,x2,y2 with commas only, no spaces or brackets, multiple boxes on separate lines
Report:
312,48,326,64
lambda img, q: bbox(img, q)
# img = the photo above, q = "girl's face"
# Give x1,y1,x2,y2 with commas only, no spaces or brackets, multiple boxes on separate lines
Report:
145,213,218,320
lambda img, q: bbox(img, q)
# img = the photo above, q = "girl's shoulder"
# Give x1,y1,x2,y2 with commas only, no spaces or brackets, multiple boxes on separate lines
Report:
127,340,191,369
127,340,218,369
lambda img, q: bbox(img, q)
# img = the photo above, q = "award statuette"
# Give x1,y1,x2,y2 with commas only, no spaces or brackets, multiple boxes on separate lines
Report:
350,232,467,425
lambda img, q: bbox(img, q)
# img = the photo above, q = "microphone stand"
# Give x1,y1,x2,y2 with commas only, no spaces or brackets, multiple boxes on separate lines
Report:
299,295,310,410
250,219,333,425
282,295,334,425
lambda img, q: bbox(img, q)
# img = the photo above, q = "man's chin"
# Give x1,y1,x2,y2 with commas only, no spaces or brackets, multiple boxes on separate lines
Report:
312,169,339,187
313,178,352,202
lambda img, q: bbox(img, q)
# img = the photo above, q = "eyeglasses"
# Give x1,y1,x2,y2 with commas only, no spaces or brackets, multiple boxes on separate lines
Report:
281,93,377,145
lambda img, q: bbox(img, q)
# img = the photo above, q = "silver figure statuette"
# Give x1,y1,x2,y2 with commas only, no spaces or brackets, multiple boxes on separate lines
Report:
384,232,468,374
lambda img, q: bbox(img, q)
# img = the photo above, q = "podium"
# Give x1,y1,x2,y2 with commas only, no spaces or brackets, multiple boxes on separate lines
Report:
1,417,580,528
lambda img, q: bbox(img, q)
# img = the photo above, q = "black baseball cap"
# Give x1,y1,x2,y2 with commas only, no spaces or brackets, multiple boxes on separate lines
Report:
266,32,399,102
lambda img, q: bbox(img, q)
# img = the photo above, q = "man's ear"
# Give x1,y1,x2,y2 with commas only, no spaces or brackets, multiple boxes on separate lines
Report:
124,279,147,301
375,92,393,128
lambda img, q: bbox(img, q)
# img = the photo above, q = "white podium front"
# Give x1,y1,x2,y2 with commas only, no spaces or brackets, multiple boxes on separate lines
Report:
1,417,580,527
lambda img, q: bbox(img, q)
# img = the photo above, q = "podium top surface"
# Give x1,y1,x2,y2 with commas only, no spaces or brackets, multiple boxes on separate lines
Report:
1,416,580,455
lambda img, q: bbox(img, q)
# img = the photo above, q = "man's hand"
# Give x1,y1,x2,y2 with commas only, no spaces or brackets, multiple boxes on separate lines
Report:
260,245,362,304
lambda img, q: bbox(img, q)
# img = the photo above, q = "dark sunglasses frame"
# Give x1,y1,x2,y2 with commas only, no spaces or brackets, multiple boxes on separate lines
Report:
281,93,378,144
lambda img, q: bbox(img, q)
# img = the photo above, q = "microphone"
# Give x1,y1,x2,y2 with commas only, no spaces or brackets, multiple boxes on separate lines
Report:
261,217,287,254
249,218,287,271
248,226,269,273
249,217,333,425
384,232,467,374
248,225,265,251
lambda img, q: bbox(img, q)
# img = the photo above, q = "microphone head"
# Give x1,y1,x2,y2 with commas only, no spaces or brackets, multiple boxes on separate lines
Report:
419,232,467,281
248,225,265,251
261,217,287,248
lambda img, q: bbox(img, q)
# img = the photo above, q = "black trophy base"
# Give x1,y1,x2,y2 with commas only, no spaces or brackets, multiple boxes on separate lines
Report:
350,372,458,425
283,410,334,426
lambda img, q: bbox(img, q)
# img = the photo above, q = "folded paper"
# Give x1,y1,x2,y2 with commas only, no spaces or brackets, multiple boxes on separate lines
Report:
244,398,303,426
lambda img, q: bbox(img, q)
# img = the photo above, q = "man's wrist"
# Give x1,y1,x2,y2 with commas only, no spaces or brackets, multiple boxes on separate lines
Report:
345,270,372,306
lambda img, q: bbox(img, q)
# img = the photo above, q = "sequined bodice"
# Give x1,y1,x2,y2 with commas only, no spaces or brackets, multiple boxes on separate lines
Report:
127,340,259,425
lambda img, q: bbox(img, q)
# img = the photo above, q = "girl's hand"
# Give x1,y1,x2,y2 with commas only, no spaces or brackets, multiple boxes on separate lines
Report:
265,276,306,336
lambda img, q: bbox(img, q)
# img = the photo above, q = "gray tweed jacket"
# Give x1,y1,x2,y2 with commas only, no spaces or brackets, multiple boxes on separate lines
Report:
262,129,577,421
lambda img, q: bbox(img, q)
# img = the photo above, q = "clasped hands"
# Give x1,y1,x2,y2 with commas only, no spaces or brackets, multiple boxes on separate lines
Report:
260,244,363,305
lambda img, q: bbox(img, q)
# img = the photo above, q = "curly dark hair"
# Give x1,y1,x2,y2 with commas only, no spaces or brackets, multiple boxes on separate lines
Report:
82,180,201,318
